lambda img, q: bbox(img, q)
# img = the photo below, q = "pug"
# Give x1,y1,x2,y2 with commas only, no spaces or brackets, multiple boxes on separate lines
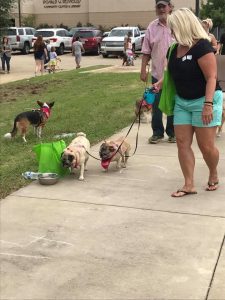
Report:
99,137,131,170
61,132,90,180
135,99,152,123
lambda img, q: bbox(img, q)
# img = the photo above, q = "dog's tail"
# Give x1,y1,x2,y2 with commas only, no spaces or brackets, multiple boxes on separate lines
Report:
4,119,18,139
76,132,86,137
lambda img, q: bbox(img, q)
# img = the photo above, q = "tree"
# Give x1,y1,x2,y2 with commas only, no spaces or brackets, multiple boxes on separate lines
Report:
0,0,16,28
200,0,225,28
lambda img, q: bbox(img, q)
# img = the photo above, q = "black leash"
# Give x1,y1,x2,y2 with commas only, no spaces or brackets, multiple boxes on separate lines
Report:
84,104,143,161
85,65,150,161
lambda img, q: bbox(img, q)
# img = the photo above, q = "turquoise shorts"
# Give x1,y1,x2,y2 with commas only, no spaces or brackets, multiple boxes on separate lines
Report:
174,90,223,127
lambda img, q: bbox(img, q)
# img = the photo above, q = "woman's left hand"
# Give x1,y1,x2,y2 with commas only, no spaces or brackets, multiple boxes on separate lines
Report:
202,105,213,125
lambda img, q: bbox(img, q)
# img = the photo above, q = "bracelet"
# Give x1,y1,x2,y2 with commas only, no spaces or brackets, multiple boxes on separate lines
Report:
204,101,213,105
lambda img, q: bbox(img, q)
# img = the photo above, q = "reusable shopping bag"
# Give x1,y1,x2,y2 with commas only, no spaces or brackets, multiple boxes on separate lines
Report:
33,140,69,176
159,43,177,116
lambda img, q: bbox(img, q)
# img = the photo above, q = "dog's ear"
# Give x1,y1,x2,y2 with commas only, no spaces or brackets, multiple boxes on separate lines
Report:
49,101,55,108
37,100,43,107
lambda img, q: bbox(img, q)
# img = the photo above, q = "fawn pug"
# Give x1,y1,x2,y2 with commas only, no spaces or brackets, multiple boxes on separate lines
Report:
61,132,90,180
99,137,131,170
4,100,54,142
135,99,152,123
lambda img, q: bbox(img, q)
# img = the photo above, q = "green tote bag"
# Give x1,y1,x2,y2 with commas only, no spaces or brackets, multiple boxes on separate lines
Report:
33,140,69,176
159,43,177,116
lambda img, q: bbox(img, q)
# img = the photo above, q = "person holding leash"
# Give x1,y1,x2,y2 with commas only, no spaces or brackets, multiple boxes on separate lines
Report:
140,0,176,144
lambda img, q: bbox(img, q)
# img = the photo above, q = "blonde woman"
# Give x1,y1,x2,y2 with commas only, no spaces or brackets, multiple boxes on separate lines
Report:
153,8,223,197
202,18,219,53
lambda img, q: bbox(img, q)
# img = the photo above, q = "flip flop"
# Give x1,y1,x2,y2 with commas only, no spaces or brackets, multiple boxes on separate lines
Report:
206,182,219,191
171,190,197,198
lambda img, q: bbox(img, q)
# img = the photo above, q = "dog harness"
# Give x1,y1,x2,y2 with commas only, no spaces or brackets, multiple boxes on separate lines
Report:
101,142,124,170
35,106,51,127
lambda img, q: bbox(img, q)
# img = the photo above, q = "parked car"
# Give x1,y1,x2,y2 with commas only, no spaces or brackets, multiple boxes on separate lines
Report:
33,28,72,55
103,31,110,38
72,29,103,55
69,27,96,36
0,27,36,54
100,26,143,57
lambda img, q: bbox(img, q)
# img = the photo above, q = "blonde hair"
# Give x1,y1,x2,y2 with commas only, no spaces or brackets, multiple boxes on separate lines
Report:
202,18,213,30
167,8,210,47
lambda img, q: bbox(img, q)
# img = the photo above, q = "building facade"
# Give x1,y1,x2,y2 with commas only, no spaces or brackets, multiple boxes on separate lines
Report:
12,0,196,29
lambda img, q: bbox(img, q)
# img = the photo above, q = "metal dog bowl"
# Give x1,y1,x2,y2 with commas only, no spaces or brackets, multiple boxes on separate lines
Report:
38,173,59,185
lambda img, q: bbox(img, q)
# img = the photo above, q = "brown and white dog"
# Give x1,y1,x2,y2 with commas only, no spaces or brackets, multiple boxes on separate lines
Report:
61,132,90,180
4,100,54,142
99,137,131,170
135,99,152,123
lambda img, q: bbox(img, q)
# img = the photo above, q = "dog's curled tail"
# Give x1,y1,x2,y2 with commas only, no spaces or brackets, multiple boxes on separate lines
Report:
76,132,86,137
4,120,18,139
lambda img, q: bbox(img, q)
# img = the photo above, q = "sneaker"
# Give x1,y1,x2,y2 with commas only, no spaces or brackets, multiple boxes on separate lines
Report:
148,135,164,144
168,136,176,143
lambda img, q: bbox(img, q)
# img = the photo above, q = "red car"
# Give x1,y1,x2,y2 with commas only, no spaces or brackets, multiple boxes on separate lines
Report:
72,29,103,55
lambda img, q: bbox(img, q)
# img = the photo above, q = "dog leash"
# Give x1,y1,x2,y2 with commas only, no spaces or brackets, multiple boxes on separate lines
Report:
85,64,151,161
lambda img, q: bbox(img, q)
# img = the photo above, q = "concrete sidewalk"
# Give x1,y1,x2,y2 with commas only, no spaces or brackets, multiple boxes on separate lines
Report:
1,121,225,299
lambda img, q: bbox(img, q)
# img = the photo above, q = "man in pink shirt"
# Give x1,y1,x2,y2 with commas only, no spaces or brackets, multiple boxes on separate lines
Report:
140,0,175,144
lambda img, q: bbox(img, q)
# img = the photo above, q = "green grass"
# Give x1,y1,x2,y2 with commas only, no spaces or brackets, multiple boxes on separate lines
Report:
0,66,144,199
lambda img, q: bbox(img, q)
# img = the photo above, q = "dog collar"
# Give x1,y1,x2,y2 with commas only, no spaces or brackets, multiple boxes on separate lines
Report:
41,107,51,119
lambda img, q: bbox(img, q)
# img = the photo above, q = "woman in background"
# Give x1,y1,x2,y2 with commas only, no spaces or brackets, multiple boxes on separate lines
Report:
0,36,12,73
202,18,219,54
33,35,48,76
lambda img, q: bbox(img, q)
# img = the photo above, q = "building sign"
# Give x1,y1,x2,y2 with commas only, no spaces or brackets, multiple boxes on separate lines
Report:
43,0,82,9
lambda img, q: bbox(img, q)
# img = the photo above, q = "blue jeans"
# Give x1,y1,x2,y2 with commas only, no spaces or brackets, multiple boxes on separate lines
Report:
1,54,11,71
151,76,174,137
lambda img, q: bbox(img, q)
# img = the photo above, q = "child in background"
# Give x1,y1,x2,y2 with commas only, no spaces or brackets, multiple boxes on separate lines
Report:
48,46,58,73
125,37,134,66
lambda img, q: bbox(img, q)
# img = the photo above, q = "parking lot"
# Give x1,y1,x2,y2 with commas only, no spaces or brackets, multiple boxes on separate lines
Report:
0,52,143,85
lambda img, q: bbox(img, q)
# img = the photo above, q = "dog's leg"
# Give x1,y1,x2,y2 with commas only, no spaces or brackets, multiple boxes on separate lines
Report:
124,151,130,167
37,126,42,138
116,157,122,169
84,157,89,171
21,127,27,143
79,163,85,180
22,136,27,143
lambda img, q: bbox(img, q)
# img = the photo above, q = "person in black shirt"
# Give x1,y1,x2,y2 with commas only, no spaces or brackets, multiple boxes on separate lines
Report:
153,8,223,197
